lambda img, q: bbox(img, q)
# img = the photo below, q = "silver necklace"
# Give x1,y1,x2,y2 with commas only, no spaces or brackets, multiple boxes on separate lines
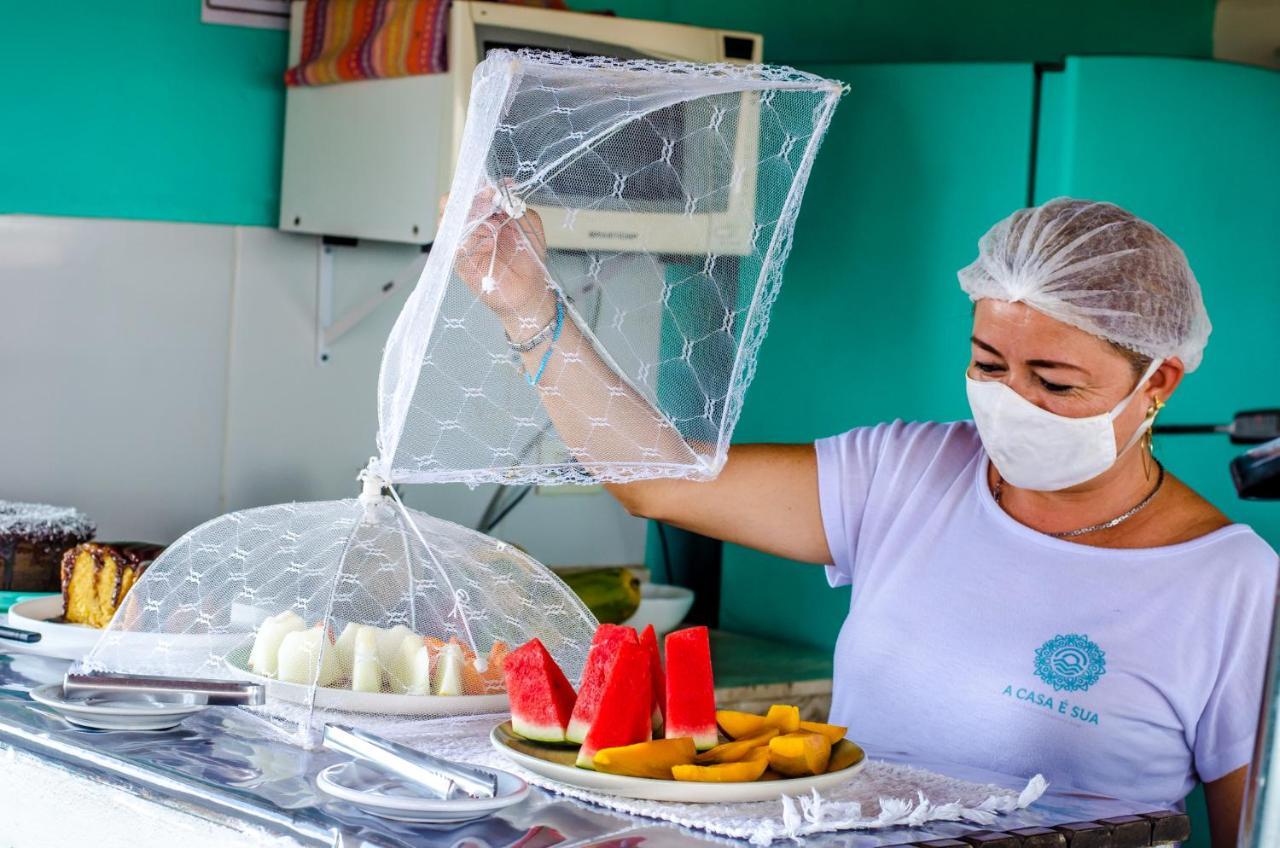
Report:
992,463,1166,539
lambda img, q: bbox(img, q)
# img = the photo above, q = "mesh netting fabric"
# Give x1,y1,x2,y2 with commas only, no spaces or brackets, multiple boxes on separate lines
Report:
375,50,844,485
81,494,596,745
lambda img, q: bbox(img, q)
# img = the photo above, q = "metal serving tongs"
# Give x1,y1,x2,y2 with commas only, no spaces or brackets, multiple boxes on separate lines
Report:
322,724,498,800
63,671,266,706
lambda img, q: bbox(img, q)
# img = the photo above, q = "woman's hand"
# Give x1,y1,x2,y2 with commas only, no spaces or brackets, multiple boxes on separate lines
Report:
445,187,556,336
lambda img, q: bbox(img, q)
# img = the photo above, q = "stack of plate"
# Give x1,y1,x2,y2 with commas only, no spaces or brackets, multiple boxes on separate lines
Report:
316,760,528,823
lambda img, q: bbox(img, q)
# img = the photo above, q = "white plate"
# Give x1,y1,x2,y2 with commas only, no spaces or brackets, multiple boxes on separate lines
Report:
28,682,206,731
490,723,866,803
316,761,528,823
8,596,250,664
8,596,101,661
223,648,509,717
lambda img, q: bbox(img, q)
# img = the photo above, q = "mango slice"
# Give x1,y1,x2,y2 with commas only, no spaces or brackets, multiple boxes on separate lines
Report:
672,755,770,783
765,704,801,733
826,740,865,773
716,709,768,740
799,720,847,745
594,737,697,780
768,731,832,777
695,728,779,764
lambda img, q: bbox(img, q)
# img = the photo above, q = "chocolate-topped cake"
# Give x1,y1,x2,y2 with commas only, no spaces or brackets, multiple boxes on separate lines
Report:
0,501,96,592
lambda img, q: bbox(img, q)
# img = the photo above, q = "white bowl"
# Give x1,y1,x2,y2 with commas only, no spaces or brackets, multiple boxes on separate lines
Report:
622,584,694,635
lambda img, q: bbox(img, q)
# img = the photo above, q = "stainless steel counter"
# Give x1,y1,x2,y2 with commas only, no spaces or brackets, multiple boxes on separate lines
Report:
0,650,1192,848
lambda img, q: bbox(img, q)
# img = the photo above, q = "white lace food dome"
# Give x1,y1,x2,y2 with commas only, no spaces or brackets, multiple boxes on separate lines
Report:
82,494,596,744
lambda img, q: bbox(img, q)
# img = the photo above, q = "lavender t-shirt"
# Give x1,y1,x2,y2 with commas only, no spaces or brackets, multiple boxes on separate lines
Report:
816,420,1278,805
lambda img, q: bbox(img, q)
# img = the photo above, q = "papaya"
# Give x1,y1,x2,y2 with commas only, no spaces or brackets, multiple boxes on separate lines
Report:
695,728,779,764
462,641,509,694
826,740,865,773
756,747,785,781
798,720,847,745
672,753,770,783
557,568,642,624
487,641,509,675
594,737,697,780
764,704,801,733
717,709,769,740
768,731,831,777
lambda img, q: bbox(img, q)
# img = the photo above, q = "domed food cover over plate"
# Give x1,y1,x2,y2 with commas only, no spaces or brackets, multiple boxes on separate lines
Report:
80,49,843,746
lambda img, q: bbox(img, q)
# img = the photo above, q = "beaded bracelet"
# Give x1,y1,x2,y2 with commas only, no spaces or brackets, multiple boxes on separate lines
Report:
525,297,564,386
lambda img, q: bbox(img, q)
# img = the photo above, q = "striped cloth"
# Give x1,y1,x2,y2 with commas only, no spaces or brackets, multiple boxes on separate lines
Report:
284,0,569,87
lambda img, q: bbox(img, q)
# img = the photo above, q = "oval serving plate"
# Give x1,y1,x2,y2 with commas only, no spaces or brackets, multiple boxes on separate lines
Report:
490,721,865,803
10,596,248,662
223,646,509,717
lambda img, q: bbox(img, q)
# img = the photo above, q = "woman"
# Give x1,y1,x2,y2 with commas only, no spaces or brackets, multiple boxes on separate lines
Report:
458,195,1278,846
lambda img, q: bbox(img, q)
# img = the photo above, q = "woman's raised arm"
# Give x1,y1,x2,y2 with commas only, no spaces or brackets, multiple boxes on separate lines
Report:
452,190,831,565
607,443,831,565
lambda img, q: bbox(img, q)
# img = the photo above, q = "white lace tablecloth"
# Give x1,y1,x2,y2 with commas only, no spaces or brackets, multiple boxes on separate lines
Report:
391,716,1048,845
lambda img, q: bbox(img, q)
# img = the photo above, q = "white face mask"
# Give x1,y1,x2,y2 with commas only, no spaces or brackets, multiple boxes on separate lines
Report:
965,359,1162,491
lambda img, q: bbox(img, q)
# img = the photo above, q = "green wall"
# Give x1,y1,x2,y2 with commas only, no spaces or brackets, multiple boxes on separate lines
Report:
1,2,1215,227
575,0,1214,65
1,1,287,225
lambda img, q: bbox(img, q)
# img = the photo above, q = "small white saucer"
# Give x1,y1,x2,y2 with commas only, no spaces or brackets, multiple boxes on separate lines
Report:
28,683,206,731
316,760,528,823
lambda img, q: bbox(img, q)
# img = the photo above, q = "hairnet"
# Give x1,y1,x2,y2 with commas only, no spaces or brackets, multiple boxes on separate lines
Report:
957,197,1211,372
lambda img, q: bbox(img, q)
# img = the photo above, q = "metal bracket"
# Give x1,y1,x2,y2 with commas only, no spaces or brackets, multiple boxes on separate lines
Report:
315,239,430,364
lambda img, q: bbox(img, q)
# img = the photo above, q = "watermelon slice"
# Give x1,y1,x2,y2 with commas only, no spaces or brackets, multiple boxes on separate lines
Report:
504,638,578,743
664,626,718,750
565,624,638,744
575,641,652,768
639,624,665,733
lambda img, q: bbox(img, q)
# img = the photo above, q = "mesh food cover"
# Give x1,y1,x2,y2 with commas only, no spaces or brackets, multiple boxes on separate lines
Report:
80,50,843,746
83,488,598,744
376,50,844,485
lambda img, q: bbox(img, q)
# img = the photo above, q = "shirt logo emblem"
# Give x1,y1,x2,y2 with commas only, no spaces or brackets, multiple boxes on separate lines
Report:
1034,633,1107,692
